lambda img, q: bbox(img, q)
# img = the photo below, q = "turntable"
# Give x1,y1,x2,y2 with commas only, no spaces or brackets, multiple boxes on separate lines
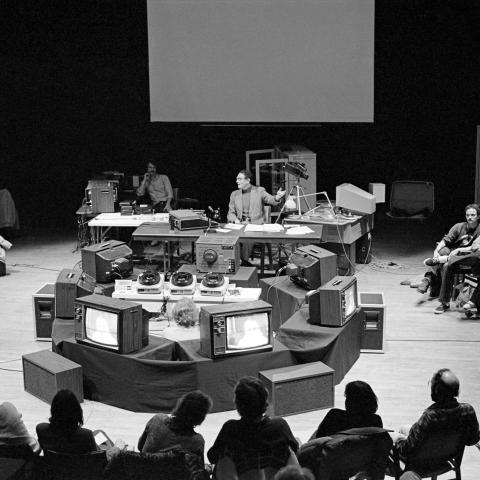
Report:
137,270,164,294
169,271,197,295
199,273,229,297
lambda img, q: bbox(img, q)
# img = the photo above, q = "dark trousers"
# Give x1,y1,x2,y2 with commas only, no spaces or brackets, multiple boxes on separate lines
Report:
426,246,480,304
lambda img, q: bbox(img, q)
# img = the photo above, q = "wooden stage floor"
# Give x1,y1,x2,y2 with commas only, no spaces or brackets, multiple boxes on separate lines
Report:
1,216,479,478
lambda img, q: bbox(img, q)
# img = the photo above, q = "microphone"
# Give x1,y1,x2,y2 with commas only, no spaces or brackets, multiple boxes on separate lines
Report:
208,206,214,213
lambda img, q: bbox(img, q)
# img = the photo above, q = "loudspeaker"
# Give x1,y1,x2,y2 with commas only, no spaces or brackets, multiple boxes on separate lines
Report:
22,350,83,404
259,362,334,416
32,283,56,341
359,292,385,353
355,233,372,264
55,269,95,318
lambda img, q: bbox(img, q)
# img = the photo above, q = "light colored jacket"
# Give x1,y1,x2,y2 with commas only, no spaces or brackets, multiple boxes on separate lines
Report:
227,186,279,224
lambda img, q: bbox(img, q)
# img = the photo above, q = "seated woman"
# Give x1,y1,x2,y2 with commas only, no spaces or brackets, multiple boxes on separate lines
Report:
311,380,382,439
0,401,40,456
36,389,123,456
137,390,212,456
208,376,299,480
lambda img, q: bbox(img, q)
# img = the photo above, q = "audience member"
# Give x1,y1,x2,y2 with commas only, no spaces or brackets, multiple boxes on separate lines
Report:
274,465,315,480
391,368,480,459
311,380,382,439
227,169,285,265
208,376,299,480
136,161,173,213
36,389,124,456
0,401,40,455
137,390,212,456
416,204,480,314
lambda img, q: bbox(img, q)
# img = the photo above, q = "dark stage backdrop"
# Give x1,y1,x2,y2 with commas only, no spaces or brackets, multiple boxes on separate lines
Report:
2,1,480,230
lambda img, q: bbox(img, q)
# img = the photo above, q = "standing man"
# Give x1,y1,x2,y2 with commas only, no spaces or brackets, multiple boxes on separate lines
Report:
227,170,285,265
136,161,174,213
417,204,480,313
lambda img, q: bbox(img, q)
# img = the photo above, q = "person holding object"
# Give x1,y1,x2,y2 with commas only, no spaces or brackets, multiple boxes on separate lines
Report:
136,161,173,213
227,169,285,265
416,203,480,313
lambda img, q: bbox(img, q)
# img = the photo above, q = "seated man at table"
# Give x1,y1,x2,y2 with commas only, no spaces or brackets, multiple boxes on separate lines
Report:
227,169,285,265
136,160,174,213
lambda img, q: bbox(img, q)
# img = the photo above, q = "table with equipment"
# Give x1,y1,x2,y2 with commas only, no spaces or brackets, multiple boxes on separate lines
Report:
88,212,169,244
132,223,325,272
284,212,373,273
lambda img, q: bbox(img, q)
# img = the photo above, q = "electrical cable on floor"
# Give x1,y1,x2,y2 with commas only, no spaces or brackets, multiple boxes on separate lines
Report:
10,264,61,272
0,367,23,372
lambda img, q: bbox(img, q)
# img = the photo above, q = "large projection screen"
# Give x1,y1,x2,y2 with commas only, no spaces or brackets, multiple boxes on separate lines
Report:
147,0,374,123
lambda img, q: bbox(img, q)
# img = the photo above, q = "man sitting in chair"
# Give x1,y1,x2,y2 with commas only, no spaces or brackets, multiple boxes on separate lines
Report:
391,369,479,463
136,161,174,213
227,169,285,266
417,204,480,314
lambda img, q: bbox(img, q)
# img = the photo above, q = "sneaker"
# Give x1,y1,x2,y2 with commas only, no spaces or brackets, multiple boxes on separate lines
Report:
434,303,450,314
423,257,440,267
463,301,475,312
416,277,430,294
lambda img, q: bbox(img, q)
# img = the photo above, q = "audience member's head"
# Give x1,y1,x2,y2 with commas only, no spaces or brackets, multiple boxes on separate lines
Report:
49,389,84,436
274,465,315,480
171,390,212,428
430,368,459,402
344,380,378,416
234,376,268,420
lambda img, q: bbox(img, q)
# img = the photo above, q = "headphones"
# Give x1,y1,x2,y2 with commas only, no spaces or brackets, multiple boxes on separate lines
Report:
202,272,225,288
171,271,194,287
138,269,161,286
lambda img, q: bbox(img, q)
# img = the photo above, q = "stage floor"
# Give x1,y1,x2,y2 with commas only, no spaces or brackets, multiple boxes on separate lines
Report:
2,217,480,478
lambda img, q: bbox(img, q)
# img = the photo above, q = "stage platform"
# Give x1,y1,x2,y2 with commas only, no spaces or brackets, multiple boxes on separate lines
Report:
51,307,362,413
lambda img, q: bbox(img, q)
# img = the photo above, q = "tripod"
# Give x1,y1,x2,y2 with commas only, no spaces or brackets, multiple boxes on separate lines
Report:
275,179,312,223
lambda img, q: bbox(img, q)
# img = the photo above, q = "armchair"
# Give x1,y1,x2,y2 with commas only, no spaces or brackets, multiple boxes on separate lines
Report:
390,431,464,480
298,427,393,480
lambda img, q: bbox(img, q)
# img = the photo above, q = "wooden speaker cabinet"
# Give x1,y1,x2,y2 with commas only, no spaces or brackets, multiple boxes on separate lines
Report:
359,292,385,353
22,350,83,404
259,362,334,416
32,283,56,341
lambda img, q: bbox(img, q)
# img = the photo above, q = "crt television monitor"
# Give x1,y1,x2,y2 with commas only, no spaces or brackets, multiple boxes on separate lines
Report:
309,276,358,327
199,300,273,359
74,294,148,354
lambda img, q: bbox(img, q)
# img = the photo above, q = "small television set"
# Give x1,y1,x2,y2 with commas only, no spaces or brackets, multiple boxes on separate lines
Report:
286,245,337,290
308,275,358,327
74,294,148,354
81,240,133,283
199,300,273,359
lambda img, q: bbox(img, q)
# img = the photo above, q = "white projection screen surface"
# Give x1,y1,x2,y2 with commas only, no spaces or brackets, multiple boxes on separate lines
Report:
147,0,374,123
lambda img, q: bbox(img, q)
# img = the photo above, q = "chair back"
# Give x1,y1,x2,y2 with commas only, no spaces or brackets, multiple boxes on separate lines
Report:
0,445,34,480
298,428,393,480
42,449,107,480
403,430,465,477
104,448,206,480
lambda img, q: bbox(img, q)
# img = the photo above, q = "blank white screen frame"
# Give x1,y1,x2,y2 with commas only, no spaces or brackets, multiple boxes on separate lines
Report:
147,0,374,123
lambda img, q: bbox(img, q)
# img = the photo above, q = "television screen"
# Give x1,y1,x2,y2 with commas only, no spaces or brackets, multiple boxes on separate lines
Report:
344,284,357,319
226,312,269,350
85,307,118,347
